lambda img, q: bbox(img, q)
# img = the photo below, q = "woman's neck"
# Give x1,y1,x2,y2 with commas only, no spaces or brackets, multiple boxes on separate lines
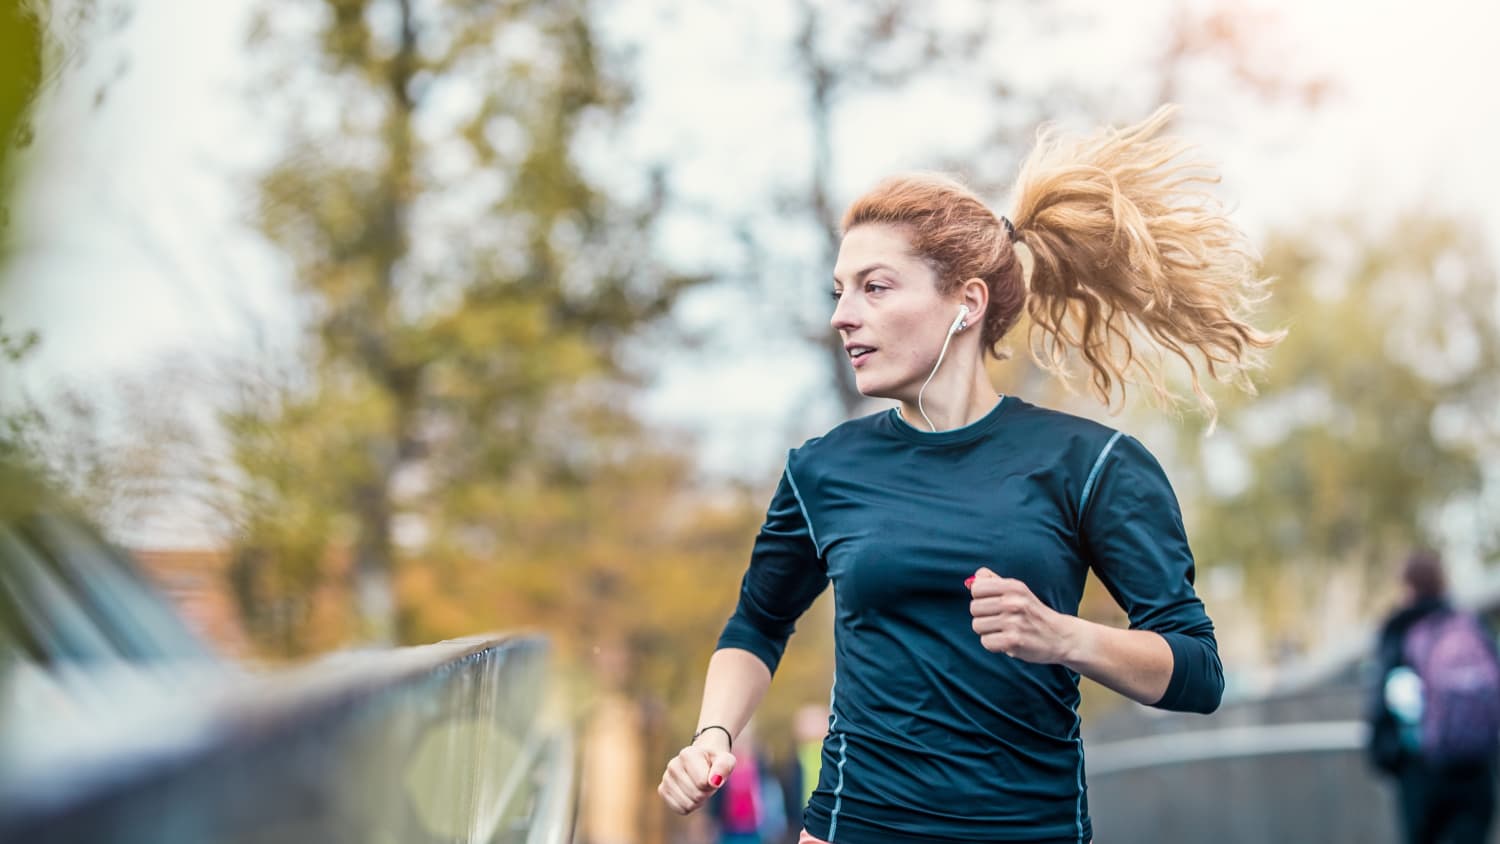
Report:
898,363,1000,432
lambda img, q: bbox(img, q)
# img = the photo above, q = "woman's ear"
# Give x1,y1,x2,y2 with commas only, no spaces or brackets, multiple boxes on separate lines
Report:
960,277,989,329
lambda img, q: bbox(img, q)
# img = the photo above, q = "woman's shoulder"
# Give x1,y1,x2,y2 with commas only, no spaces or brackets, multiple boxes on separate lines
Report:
999,399,1186,496
1005,396,1116,435
1002,396,1127,456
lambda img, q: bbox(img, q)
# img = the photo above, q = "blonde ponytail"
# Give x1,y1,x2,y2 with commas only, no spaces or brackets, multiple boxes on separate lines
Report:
1011,105,1284,426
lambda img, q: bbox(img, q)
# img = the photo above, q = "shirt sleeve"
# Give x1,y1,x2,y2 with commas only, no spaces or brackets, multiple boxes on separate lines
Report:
1079,433,1224,714
714,466,829,676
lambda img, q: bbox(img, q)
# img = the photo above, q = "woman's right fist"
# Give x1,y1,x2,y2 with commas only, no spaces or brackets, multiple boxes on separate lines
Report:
657,744,737,815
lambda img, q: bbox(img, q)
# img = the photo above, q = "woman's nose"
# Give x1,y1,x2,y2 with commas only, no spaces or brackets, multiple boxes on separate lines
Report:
830,296,858,332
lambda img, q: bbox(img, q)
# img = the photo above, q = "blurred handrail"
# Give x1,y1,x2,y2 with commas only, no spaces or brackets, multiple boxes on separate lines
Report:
1086,719,1366,777
0,634,576,844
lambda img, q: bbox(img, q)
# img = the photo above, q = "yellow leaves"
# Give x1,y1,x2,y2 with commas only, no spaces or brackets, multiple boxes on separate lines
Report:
1167,213,1499,650
364,435,771,708
0,2,42,189
396,562,480,644
317,257,380,310
319,0,374,69
452,300,548,351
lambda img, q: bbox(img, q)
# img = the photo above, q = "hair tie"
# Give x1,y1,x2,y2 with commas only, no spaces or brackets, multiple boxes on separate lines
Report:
692,724,733,750
999,215,1017,241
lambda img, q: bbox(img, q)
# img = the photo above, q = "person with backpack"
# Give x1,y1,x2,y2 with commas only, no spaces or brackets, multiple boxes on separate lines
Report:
1368,550,1500,844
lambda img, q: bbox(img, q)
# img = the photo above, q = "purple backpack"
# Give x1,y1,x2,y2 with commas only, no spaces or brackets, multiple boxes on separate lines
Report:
1404,611,1500,765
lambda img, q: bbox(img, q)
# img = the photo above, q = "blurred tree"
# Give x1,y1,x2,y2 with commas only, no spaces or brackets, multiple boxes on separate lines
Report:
220,362,359,655
1,1,83,377
0,1,44,200
1178,215,1500,647
231,0,700,651
1,0,132,228
3,0,136,494
4,370,207,541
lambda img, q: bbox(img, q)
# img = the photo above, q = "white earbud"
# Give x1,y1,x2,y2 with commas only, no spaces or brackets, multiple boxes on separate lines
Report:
949,304,970,335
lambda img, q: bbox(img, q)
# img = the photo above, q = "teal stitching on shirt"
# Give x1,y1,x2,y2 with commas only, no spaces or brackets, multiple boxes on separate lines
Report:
783,460,823,557
1078,429,1120,844
1079,431,1124,517
829,733,849,841
1073,702,1086,844
827,679,847,841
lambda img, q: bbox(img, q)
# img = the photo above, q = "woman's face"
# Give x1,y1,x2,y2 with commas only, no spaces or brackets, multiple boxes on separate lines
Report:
831,223,961,401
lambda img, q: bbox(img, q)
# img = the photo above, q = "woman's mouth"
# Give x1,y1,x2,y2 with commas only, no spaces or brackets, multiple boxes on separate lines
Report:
846,344,876,368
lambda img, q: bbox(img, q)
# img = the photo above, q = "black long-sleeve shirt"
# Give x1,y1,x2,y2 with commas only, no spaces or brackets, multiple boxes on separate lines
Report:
717,396,1223,843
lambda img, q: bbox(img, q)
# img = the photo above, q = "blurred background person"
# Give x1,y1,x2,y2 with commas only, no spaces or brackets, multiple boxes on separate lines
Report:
706,721,785,844
1367,550,1500,844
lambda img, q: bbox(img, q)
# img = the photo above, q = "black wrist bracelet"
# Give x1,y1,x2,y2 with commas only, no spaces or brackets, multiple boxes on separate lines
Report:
692,724,733,750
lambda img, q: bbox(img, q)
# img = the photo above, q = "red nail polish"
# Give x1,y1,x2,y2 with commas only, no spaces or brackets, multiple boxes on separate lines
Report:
964,576,975,588
711,775,723,787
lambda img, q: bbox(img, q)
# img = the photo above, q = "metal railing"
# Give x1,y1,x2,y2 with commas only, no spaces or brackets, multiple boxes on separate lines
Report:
1081,581,1500,844
1,463,576,843
1,635,575,843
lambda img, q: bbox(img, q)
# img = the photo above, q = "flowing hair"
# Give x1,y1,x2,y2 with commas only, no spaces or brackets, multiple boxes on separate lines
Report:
841,105,1284,427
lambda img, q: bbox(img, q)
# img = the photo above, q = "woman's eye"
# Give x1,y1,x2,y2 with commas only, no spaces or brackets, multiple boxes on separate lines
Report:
865,282,887,293
829,289,842,302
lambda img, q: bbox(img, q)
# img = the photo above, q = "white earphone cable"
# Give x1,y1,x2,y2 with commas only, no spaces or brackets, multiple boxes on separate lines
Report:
916,311,965,432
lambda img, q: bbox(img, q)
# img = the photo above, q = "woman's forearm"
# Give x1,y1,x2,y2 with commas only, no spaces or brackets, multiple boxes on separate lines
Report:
691,648,774,751
1058,617,1174,706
